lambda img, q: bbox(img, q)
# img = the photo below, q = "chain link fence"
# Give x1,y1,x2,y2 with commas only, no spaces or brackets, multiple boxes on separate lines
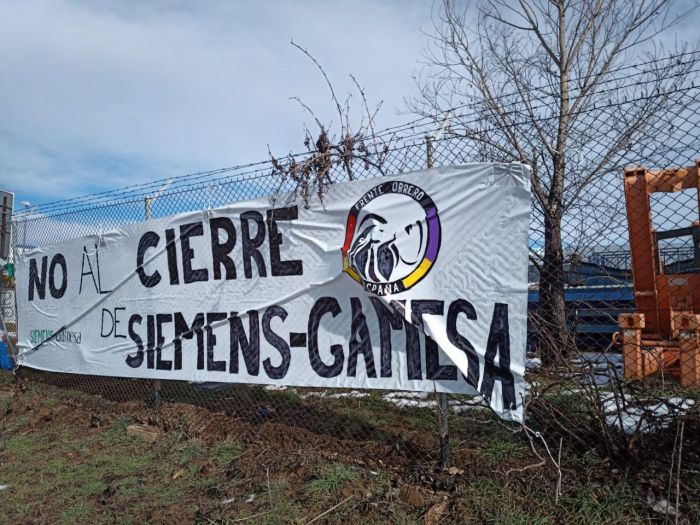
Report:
3,57,700,520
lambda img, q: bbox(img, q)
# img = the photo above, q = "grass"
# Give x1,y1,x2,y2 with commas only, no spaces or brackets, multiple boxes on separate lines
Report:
178,439,205,465
558,484,647,524
211,437,243,467
449,416,529,462
0,412,225,523
113,414,131,430
4,412,30,432
456,474,648,525
1,371,696,524
480,436,527,461
259,479,303,525
0,371,12,386
306,463,356,498
59,501,92,525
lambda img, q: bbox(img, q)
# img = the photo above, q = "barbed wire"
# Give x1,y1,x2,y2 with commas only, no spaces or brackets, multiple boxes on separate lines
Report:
6,46,700,522
376,49,700,139
14,51,700,221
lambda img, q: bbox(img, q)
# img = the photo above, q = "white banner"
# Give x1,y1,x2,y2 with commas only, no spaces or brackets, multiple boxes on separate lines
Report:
16,164,530,420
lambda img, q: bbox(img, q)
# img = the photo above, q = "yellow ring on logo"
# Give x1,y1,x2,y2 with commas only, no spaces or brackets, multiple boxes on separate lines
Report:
401,258,433,289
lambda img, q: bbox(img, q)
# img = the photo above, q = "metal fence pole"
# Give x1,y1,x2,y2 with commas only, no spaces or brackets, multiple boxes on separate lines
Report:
144,196,161,410
438,391,450,467
426,134,450,468
6,70,700,516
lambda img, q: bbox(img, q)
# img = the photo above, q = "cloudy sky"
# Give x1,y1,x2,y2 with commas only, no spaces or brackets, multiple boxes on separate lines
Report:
1,0,698,210
0,0,432,208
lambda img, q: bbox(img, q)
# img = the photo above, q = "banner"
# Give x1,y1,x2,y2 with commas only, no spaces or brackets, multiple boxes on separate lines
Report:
16,164,531,420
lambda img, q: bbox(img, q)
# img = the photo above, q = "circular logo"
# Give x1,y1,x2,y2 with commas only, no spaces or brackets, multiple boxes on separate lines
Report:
342,181,441,296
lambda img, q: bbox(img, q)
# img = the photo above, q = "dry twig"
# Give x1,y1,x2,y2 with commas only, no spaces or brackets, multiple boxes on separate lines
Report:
304,495,354,525
268,42,391,208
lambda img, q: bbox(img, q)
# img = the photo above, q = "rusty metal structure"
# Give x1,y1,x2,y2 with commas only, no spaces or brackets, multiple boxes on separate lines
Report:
619,160,700,386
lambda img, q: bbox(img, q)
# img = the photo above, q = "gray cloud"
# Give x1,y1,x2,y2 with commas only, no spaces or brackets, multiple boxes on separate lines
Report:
0,0,430,201
0,0,696,205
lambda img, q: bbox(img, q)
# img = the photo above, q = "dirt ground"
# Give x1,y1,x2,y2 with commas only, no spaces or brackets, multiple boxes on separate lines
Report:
0,371,697,524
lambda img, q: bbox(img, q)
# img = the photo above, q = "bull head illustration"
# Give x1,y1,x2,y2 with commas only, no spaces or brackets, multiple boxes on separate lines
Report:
348,213,425,282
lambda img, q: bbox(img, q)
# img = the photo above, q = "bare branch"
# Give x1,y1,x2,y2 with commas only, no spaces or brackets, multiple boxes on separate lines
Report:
291,39,346,134
270,43,393,207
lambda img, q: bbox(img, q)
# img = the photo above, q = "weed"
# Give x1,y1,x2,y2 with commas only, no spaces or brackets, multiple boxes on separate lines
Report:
211,438,243,467
259,479,302,525
3,432,50,461
306,463,356,497
560,484,646,524
1,377,695,524
59,501,92,525
458,476,549,524
165,429,184,447
5,412,30,432
179,439,204,465
103,415,132,446
111,415,131,433
0,370,12,385
480,438,527,461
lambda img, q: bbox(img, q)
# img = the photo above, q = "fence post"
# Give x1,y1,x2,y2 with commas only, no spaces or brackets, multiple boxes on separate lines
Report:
144,196,161,410
425,134,434,171
438,391,450,467
0,271,18,378
425,134,450,468
9,209,22,382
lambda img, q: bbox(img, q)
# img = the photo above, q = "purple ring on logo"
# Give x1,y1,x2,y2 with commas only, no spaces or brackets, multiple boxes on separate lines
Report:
341,181,441,296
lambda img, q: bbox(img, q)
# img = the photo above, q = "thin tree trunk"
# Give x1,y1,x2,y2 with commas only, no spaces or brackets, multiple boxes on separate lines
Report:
537,1,571,365
539,202,569,365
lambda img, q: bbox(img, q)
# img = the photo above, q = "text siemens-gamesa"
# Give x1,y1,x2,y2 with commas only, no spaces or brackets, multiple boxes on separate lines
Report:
122,297,517,410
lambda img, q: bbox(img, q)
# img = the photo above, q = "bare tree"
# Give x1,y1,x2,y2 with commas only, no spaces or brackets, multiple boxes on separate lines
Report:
412,0,698,363
269,41,390,208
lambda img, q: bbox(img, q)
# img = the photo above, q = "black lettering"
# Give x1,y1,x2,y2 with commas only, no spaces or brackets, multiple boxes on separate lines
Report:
404,322,423,379
262,306,290,379
241,211,267,278
307,297,344,378
48,254,67,298
205,312,227,371
174,312,204,371
156,313,173,370
126,314,144,368
165,228,180,285
136,231,161,288
447,299,480,389
370,298,403,377
412,300,456,380
347,298,376,377
28,256,47,301
100,308,114,337
79,247,98,294
393,299,421,380
266,207,303,276
210,217,237,280
95,243,111,294
480,303,517,410
289,333,307,347
229,311,260,376
180,222,208,283
146,314,156,369
114,307,126,339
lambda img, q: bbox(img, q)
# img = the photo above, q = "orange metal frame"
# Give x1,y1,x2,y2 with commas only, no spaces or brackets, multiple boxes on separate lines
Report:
619,160,700,387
